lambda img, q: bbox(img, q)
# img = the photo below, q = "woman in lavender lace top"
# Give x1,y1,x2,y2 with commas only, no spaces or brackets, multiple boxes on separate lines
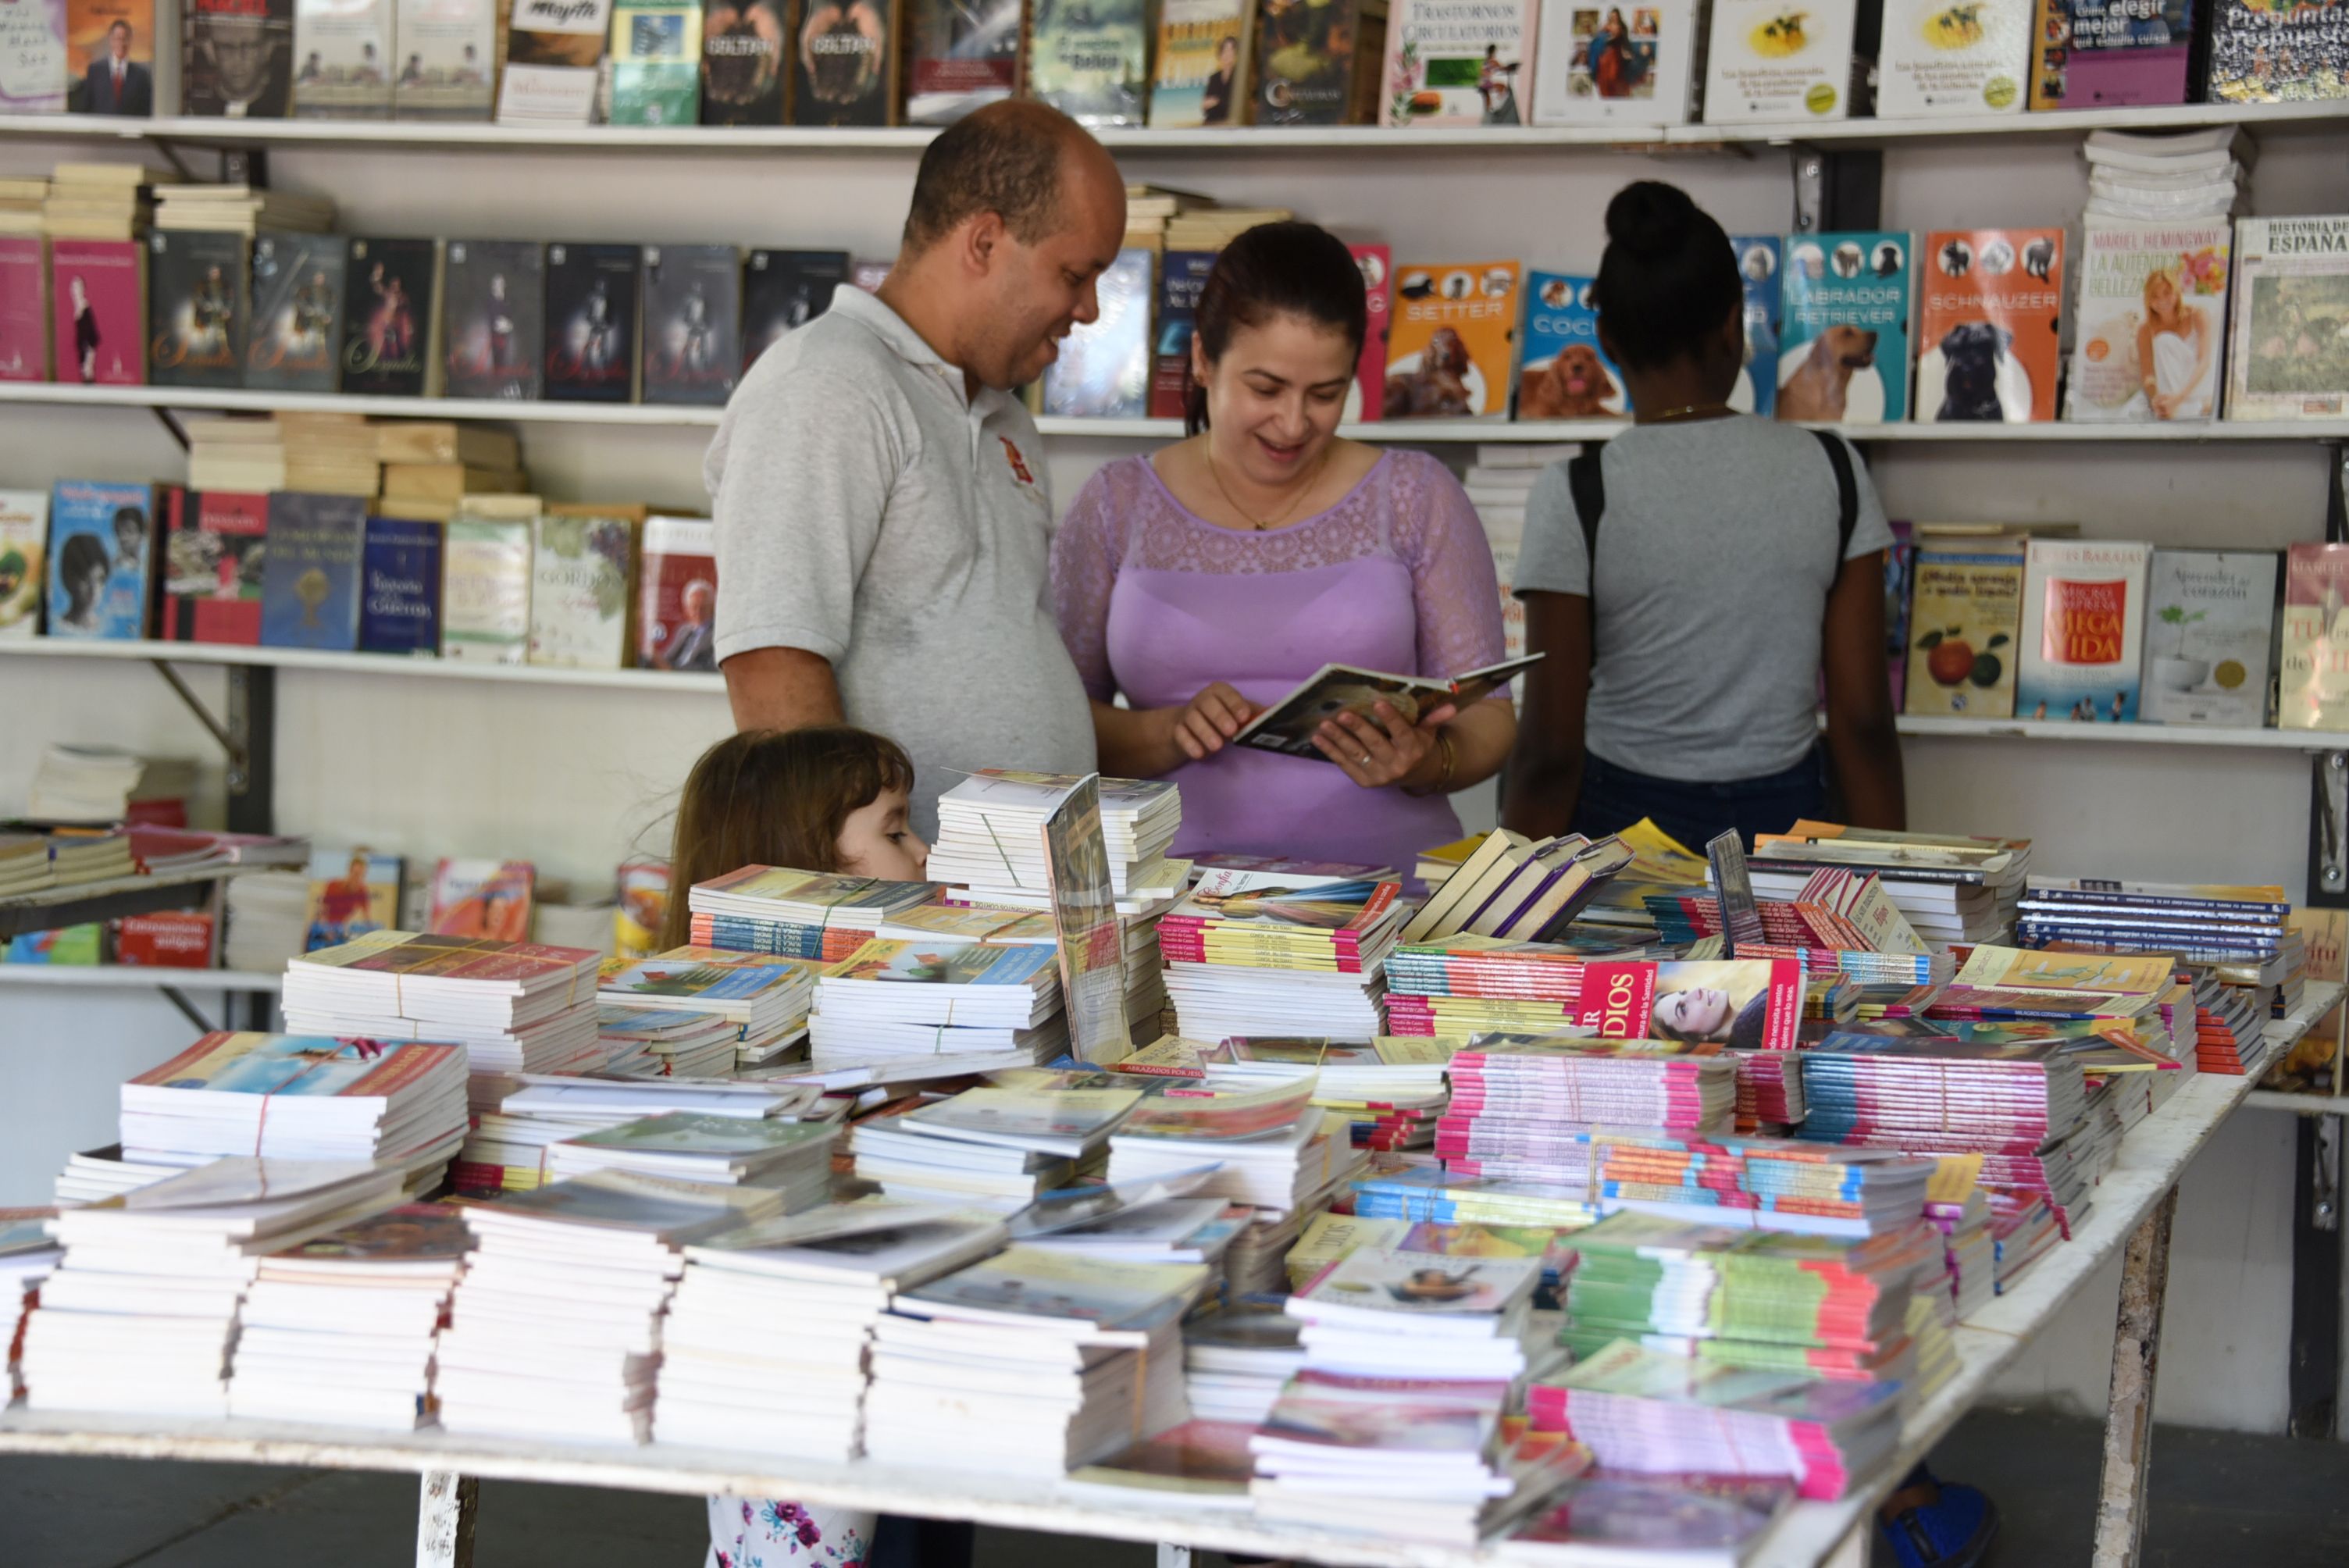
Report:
1050,223,1516,875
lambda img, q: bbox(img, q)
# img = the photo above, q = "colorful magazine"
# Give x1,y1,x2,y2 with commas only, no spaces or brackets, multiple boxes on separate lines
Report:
1234,654,1542,759
130,1031,461,1099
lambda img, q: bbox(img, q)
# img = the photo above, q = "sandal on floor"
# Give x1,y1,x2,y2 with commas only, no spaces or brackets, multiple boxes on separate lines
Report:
1877,1463,2000,1568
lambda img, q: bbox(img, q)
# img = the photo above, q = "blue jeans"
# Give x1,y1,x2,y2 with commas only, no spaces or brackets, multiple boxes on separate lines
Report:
1569,747,1830,853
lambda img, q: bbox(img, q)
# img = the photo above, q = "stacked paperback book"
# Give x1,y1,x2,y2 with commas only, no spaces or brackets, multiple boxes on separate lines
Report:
1442,1039,1741,1188
119,1032,469,1184
863,1246,1207,1476
597,946,822,1067
1384,935,1598,1036
1399,829,1634,945
455,1077,815,1195
595,1005,744,1079
851,1082,1142,1209
23,1158,404,1417
1590,1133,1935,1238
1107,1082,1354,1215
1,1210,61,1398
929,771,1185,906
1158,873,1408,1042
2084,127,2246,223
226,1203,469,1430
1748,826,2031,949
658,1199,1008,1459
436,1171,782,1443
688,868,941,962
811,939,1067,1071
543,1113,836,1204
1182,1306,1305,1424
281,931,604,1077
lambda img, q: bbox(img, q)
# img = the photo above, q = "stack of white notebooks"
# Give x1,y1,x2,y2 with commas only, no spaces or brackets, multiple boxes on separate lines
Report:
1106,1083,1353,1215
434,1171,782,1443
929,770,1185,902
810,939,1067,1070
22,1158,403,1418
864,1246,1207,1477
119,1032,469,1182
227,1203,470,1430
851,1085,1142,1210
595,1005,744,1078
656,1199,1007,1459
281,931,604,1077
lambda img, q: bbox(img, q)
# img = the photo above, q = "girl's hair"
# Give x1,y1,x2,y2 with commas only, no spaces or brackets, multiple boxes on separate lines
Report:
1183,220,1368,435
657,725,915,950
1592,180,1742,372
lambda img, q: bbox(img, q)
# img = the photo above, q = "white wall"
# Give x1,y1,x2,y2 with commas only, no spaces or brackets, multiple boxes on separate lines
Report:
2,119,2344,1431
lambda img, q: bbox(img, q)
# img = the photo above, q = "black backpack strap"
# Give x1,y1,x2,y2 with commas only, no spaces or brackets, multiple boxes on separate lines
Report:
1810,429,1860,567
1569,443,1607,583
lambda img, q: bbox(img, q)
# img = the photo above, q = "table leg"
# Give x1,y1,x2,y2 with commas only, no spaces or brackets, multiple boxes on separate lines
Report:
2091,1186,2178,1568
418,1470,479,1568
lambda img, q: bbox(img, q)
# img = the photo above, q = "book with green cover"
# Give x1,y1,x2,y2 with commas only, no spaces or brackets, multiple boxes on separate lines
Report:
1024,0,1147,123
568,1110,836,1156
610,0,704,123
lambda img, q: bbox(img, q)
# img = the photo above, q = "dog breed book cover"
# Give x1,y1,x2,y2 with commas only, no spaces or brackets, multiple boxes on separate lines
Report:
1919,229,2061,422
1730,235,1780,415
1385,259,1520,419
1518,271,1627,420
1778,231,1914,424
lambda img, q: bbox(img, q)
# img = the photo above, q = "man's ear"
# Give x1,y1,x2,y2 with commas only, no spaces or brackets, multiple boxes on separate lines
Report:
958,210,1007,277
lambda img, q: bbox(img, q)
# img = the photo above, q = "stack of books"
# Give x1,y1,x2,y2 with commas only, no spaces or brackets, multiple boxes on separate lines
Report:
0,834,52,896
2183,964,2269,1075
1347,1170,1605,1233
1106,1082,1350,1214
1438,1040,1741,1189
280,931,604,1078
1590,1133,1935,1238
226,1203,469,1430
435,1171,781,1442
1991,1191,2063,1292
154,183,335,234
1926,1191,1996,1318
45,831,136,887
52,1148,180,1205
1254,1247,1575,1550
1747,826,2032,949
687,867,941,961
1527,1339,1905,1501
225,871,312,971
597,947,822,1068
1399,830,1634,945
1157,874,1409,1042
22,1158,403,1417
1553,1213,1934,1381
1182,1307,1305,1424
453,1077,814,1196
595,1005,745,1079
1733,1050,1809,1134
850,1083,1142,1209
1383,935,1596,1036
1,1210,62,1398
863,1247,1207,1476
119,1032,469,1185
657,1200,1007,1459
1116,1035,1456,1152
929,771,1185,905
544,1114,836,1204
810,939,1067,1071
1011,1189,1243,1269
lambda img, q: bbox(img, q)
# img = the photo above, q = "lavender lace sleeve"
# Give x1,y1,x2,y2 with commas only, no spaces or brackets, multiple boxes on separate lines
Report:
1048,461,1137,704
1389,451,1509,682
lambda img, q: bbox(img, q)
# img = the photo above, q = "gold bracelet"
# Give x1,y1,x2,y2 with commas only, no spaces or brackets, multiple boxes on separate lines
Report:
1404,729,1456,797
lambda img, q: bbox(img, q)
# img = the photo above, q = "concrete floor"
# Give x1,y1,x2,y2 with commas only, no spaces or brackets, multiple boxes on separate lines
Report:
2,1409,2344,1567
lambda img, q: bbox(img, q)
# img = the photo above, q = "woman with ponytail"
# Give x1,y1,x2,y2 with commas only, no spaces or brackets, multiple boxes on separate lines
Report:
1500,180,1909,852
1048,221,1516,875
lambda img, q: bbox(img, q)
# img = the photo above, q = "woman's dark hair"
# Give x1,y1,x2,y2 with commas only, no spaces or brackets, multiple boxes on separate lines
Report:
59,532,109,611
658,725,916,950
1183,220,1368,435
1592,180,1742,372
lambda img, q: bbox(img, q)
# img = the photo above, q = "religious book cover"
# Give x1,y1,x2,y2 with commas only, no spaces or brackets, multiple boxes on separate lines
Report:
163,487,268,643
443,238,544,400
245,232,344,393
544,241,642,403
641,243,740,405
184,0,294,116
258,490,368,651
340,235,443,396
146,229,248,390
1531,0,1698,123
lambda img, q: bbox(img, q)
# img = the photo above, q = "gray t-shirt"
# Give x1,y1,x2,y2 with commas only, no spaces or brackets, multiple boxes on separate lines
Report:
1511,414,1892,780
704,285,1099,837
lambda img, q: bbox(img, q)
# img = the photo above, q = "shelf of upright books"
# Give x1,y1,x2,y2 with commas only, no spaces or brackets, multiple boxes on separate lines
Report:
0,101,2343,155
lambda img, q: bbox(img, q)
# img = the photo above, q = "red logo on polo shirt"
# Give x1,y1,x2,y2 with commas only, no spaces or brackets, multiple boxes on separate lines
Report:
1000,437,1035,486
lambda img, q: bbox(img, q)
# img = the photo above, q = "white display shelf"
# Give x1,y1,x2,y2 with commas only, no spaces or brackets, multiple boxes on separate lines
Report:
0,989,2309,1568
0,965,280,992
0,98,2341,154
8,383,2347,445
1893,715,2339,750
0,637,729,693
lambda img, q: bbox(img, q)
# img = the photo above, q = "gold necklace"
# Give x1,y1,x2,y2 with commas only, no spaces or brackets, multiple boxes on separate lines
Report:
1205,442,1329,532
1642,401,1735,424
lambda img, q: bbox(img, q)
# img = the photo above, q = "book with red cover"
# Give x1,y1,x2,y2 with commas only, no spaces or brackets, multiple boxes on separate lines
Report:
635,514,717,672
162,488,268,643
114,911,215,967
0,237,47,382
49,239,144,386
1349,242,1391,422
1576,959,1805,1052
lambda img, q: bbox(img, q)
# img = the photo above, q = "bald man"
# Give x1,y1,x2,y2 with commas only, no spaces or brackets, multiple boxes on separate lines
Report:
705,100,1126,836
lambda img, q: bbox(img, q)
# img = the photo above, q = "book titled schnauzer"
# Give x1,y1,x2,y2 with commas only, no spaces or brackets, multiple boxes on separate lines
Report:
1233,653,1545,761
1776,231,1914,424
1918,228,2062,422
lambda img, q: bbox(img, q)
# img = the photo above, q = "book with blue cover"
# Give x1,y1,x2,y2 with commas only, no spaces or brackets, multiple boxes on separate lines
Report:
261,493,367,650
1777,233,1915,425
1730,235,1781,416
1517,271,1627,421
45,479,155,640
359,515,441,654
